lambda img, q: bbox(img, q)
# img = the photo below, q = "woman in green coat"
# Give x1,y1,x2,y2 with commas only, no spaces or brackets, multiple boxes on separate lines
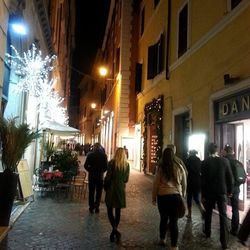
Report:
104,147,130,242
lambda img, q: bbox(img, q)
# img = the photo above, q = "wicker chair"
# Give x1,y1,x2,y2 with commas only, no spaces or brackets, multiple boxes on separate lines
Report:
70,171,88,200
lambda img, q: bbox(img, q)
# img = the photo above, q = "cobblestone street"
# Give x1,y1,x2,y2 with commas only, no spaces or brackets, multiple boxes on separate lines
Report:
0,169,247,250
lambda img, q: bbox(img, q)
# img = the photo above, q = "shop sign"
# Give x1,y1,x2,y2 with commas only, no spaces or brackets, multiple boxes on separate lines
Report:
215,90,250,122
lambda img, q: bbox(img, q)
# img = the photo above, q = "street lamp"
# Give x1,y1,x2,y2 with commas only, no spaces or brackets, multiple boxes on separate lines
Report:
91,103,97,109
99,66,108,77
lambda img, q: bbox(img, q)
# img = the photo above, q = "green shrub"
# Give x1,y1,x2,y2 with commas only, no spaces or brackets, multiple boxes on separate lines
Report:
51,149,79,176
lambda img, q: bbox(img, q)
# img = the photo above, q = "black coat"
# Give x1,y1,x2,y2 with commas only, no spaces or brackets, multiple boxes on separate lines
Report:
225,154,241,190
185,155,201,192
84,149,108,181
201,156,234,198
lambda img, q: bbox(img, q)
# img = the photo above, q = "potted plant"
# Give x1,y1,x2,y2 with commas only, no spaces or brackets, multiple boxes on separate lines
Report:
40,138,56,170
51,149,79,178
0,117,39,226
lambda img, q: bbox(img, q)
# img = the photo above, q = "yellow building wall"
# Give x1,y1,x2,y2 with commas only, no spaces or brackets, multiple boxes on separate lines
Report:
190,0,226,45
137,0,250,147
170,3,250,131
139,0,168,90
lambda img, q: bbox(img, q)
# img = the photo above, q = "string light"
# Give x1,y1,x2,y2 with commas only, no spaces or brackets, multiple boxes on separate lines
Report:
6,44,56,97
143,95,163,173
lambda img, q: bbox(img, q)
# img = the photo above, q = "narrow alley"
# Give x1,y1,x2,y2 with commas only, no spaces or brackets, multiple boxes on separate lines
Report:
0,169,246,249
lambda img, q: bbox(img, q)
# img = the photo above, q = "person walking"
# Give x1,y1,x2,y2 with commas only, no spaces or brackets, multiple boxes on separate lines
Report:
185,149,205,219
238,207,250,247
104,147,130,242
201,143,234,250
123,145,129,159
166,144,187,174
223,144,244,236
84,143,108,213
152,147,187,250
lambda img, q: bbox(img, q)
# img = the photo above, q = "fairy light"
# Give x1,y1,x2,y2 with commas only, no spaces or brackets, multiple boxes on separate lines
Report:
6,43,56,97
6,44,68,125
38,79,69,125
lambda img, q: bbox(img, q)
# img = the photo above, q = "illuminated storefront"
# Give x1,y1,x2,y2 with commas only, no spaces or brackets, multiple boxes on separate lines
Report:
212,86,250,211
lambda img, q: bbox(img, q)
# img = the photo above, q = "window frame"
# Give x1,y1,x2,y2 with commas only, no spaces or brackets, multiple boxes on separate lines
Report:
140,7,145,36
154,0,160,8
177,1,190,59
147,34,165,80
227,0,242,11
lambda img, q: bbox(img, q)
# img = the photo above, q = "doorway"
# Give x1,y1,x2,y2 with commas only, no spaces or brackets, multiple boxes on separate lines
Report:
215,119,250,211
174,112,190,161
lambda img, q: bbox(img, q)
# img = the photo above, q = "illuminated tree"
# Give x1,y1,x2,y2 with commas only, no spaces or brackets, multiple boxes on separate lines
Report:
6,44,68,125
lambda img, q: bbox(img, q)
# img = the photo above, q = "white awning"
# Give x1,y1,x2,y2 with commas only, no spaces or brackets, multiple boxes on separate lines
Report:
41,120,80,135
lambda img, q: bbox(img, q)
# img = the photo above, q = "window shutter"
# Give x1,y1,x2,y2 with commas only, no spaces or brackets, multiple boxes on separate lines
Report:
178,4,188,57
158,34,164,73
147,44,157,79
135,63,142,94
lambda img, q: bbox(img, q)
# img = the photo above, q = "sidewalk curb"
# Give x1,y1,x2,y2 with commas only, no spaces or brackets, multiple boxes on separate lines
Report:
0,202,30,243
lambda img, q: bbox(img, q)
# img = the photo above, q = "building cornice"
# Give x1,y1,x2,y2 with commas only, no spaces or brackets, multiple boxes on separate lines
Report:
33,0,54,55
101,0,115,51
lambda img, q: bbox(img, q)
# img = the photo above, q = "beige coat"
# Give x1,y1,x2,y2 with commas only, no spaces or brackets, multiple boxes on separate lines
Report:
152,162,187,202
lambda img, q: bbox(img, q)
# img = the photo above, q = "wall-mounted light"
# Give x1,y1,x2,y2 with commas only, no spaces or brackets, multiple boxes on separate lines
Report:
104,110,109,115
10,15,27,35
224,74,240,85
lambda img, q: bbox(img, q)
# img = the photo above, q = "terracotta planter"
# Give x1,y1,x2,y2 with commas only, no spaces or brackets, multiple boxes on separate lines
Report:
0,169,18,226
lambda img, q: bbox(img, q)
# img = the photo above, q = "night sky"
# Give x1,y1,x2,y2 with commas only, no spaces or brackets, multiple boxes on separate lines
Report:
72,0,111,75
70,0,111,109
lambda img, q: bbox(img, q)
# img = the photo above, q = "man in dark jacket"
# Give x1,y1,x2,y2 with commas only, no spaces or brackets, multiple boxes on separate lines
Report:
185,150,205,219
84,143,107,213
223,144,240,236
201,143,234,250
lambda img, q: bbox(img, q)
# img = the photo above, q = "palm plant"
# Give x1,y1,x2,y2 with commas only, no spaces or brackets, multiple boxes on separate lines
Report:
0,117,40,172
43,139,55,162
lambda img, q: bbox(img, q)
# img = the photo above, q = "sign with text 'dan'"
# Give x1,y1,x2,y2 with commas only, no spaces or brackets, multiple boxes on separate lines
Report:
214,89,250,123
17,160,33,199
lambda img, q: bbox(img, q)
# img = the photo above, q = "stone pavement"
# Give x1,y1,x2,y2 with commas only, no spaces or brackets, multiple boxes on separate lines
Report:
0,169,247,250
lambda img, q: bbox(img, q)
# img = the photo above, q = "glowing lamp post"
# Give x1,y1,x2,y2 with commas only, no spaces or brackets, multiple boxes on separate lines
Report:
91,103,97,109
99,66,108,77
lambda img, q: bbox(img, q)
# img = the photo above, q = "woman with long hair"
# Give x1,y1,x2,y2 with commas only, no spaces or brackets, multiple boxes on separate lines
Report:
104,147,130,242
152,147,187,250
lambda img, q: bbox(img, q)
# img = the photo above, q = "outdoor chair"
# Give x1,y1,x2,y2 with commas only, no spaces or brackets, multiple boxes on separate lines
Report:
70,171,88,200
55,171,73,199
34,168,53,197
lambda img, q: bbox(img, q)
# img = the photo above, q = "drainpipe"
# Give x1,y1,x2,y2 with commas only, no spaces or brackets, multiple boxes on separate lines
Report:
166,0,171,80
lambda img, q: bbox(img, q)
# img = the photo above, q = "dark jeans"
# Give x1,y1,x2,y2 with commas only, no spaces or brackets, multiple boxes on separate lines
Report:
157,194,180,247
238,208,250,242
187,190,201,208
230,188,240,233
88,179,103,210
204,194,229,248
